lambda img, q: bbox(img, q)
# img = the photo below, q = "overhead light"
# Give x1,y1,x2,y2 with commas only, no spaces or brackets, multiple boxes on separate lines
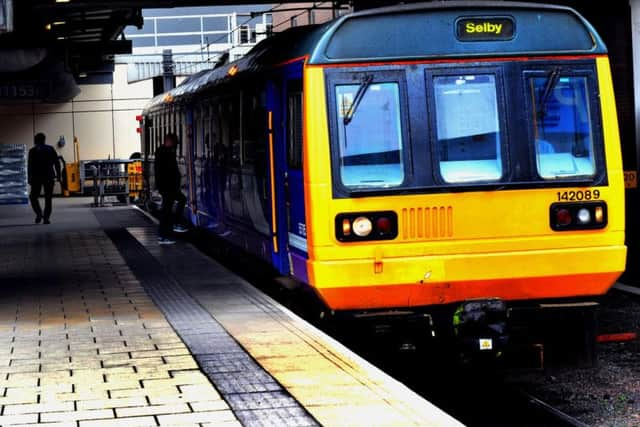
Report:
53,21,66,26
78,72,87,78
45,24,52,30
56,36,66,40
55,0,71,3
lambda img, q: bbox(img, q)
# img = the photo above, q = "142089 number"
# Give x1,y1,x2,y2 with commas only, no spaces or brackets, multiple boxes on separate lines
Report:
556,190,600,201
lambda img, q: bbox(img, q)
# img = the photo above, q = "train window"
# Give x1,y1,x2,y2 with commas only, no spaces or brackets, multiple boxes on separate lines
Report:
287,81,303,169
529,75,595,179
178,111,184,158
433,74,503,183
243,90,267,165
195,108,202,160
218,95,241,167
335,82,404,188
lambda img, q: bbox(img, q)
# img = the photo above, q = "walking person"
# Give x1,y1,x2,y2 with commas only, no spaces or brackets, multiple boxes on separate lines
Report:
28,133,60,224
155,133,188,245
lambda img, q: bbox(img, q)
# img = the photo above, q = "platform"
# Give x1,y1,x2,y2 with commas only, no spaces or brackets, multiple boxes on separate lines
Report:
0,198,462,427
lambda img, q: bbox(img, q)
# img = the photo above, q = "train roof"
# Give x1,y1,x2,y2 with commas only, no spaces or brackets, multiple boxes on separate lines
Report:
144,1,606,112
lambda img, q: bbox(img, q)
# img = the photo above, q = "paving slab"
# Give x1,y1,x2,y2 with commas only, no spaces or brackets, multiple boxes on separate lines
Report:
0,199,237,426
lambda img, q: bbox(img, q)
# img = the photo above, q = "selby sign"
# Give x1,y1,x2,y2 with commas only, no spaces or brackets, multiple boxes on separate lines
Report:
456,16,515,41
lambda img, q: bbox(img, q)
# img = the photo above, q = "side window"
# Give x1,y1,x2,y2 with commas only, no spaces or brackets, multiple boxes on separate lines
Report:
149,117,154,155
194,108,202,160
335,81,404,189
215,102,228,168
243,90,267,165
530,74,596,179
230,94,242,167
287,80,303,169
161,113,166,151
201,106,209,160
433,74,503,183
177,111,184,158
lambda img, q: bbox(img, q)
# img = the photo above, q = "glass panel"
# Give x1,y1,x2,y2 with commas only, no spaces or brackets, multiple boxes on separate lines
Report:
530,75,595,179
157,35,201,46
156,17,201,34
335,82,404,188
203,16,228,32
130,37,156,48
433,74,502,183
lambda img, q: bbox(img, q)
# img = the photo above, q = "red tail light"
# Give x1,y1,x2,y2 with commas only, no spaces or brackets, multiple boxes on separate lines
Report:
376,217,392,234
555,208,572,226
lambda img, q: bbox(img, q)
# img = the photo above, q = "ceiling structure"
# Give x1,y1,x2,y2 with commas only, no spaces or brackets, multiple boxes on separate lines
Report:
0,1,360,102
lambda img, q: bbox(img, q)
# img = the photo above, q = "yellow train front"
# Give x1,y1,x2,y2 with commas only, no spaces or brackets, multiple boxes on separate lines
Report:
141,2,626,360
300,3,625,356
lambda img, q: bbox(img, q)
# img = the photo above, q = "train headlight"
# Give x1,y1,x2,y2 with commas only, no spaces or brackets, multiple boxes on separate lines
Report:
576,208,591,224
352,217,373,237
335,211,398,242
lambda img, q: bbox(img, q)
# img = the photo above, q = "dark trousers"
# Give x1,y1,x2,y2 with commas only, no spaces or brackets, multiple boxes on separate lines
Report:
159,190,187,238
30,180,54,220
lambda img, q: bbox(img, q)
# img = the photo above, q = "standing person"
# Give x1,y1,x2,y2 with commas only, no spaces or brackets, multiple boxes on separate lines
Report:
28,133,60,224
155,133,188,245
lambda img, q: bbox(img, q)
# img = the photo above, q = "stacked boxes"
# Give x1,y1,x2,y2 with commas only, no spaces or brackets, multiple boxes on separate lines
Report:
0,144,28,205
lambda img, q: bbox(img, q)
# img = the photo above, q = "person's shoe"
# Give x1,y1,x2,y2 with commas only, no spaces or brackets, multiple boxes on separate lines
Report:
158,237,176,245
35,215,42,224
43,218,51,225
173,224,188,233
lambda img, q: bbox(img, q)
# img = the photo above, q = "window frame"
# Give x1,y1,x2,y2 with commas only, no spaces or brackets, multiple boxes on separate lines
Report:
522,65,607,184
325,68,413,196
286,79,304,170
425,66,511,186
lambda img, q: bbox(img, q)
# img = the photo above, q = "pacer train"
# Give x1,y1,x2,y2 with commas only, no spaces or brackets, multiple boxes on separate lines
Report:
140,2,626,358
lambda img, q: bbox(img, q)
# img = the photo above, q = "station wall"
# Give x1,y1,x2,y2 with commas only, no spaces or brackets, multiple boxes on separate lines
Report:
0,63,152,164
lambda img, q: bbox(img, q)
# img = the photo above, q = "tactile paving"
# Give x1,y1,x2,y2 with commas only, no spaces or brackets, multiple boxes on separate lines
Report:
235,407,319,427
94,210,318,426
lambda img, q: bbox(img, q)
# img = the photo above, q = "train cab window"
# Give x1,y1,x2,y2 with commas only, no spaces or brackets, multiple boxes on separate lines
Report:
530,75,596,179
433,74,503,183
335,81,404,188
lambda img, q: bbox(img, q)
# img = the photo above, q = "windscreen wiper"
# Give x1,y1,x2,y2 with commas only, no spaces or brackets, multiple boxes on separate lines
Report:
343,74,374,126
537,67,561,119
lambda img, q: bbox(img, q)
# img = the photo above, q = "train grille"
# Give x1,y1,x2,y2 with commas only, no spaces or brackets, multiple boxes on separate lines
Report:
400,207,453,240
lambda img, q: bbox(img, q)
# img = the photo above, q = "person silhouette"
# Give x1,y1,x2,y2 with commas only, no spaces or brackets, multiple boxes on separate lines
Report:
155,133,188,244
27,133,60,224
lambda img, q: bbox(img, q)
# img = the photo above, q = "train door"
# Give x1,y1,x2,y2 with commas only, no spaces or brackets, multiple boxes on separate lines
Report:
184,108,197,224
283,78,309,281
198,103,218,229
267,63,308,278
193,104,205,224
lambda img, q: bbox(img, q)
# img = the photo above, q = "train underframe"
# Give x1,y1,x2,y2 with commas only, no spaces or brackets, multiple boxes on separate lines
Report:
337,297,600,369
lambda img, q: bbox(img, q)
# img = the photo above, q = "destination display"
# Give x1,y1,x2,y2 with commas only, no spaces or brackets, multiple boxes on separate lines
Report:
456,17,515,41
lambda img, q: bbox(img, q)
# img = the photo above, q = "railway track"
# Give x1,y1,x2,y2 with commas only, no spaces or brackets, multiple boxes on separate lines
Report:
515,389,590,427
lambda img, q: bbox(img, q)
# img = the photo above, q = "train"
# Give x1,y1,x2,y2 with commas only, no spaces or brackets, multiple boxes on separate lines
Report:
140,2,626,361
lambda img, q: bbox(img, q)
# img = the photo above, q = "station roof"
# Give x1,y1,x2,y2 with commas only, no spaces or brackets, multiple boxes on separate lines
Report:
0,0,276,79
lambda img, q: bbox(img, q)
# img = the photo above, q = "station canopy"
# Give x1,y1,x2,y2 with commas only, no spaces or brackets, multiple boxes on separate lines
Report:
0,0,290,102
